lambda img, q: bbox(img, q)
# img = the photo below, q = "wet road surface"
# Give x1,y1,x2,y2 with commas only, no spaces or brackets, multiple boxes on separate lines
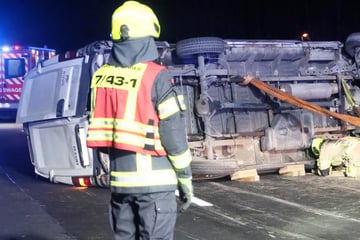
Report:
1,123,360,240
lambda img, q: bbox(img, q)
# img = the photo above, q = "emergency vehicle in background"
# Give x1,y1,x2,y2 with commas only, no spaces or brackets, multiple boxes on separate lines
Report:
0,45,55,120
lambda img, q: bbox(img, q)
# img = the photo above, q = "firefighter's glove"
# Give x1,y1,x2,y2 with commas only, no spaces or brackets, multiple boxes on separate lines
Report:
178,177,193,212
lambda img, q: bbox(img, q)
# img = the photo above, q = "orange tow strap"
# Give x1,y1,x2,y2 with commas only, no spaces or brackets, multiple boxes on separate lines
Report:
244,77,360,127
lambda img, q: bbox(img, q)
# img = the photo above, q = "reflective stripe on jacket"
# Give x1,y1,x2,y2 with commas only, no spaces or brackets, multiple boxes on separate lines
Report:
109,150,178,193
87,62,170,156
87,61,190,192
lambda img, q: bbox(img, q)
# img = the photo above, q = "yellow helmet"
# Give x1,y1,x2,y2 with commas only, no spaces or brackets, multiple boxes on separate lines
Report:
311,137,325,157
111,1,160,41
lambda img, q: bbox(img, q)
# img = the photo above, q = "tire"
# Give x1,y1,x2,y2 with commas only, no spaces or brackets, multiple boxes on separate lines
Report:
345,32,360,57
176,37,225,58
191,158,239,177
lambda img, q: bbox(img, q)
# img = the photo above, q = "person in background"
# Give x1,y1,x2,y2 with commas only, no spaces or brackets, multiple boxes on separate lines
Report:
86,1,193,239
311,136,360,177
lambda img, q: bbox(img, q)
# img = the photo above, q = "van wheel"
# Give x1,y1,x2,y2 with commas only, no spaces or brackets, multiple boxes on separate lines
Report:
176,37,225,58
190,157,239,177
345,32,360,57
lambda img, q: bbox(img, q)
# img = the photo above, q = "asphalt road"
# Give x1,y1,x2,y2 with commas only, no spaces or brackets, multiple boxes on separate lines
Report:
1,122,360,240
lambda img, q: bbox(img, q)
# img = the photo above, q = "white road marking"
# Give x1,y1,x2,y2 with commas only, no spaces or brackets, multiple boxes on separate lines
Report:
175,190,213,206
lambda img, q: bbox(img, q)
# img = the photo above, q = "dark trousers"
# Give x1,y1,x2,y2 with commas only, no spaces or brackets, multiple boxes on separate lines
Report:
110,191,177,240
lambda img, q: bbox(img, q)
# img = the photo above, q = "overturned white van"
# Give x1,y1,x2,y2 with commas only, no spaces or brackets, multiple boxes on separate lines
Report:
16,33,360,186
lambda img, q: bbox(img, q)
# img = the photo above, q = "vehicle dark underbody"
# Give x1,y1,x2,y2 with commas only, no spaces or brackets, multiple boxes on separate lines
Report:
16,33,360,185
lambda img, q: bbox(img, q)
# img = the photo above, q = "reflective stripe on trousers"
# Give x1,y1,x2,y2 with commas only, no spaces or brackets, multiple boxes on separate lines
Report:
110,191,177,240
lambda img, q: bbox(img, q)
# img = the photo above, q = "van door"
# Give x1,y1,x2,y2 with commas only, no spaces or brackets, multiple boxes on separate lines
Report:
16,57,90,123
25,116,100,185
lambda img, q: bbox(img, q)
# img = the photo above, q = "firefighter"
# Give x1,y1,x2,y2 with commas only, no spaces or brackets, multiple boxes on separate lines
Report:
86,1,193,239
311,136,360,177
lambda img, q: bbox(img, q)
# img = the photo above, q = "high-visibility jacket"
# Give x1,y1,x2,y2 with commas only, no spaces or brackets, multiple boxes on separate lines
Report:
317,136,360,177
87,62,170,156
87,61,192,193
109,150,180,193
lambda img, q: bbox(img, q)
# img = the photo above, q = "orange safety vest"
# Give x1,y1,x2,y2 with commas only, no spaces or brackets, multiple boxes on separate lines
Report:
87,62,167,156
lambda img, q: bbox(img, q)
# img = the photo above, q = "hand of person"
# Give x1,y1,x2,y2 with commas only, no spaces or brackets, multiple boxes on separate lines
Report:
178,177,193,212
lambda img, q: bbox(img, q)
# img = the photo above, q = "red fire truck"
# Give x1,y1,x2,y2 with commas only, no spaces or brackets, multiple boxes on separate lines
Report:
0,45,55,120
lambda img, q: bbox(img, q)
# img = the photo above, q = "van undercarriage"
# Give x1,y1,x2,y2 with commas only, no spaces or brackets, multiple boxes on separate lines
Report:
17,33,360,185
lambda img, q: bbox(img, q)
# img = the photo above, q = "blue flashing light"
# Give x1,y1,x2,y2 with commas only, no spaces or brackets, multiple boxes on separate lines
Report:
2,46,10,52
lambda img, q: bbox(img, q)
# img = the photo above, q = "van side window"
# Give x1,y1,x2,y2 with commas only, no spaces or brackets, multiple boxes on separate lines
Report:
4,58,26,78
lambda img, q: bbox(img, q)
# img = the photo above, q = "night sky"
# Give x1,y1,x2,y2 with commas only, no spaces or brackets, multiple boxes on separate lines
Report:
1,0,360,53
